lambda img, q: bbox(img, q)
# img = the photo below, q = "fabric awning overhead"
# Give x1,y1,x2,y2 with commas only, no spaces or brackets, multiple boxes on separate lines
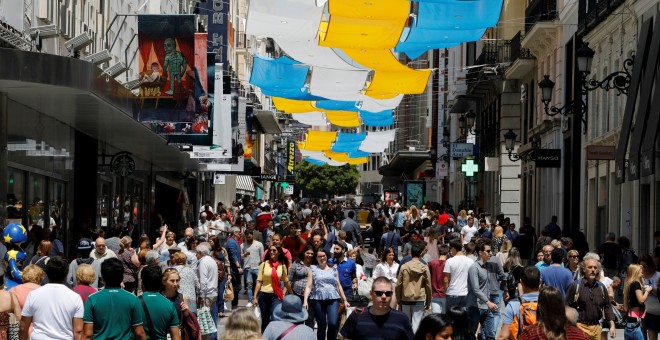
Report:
275,39,366,71
250,55,320,100
359,129,397,153
245,0,323,40
236,175,256,193
308,67,370,100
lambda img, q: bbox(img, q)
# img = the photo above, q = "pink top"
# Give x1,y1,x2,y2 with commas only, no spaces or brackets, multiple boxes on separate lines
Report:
73,285,98,304
10,283,39,336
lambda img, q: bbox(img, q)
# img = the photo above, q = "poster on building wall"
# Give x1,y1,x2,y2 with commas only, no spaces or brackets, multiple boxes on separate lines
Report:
195,95,246,173
136,15,208,140
195,0,228,73
0,0,23,31
404,181,426,208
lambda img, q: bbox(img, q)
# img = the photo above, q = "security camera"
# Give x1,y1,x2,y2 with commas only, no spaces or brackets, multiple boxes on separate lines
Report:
64,32,93,57
83,49,111,65
29,25,60,39
104,62,127,78
122,79,141,90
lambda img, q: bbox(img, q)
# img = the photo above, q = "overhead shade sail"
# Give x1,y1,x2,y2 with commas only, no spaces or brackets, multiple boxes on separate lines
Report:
275,39,366,71
306,153,347,166
246,0,323,41
324,150,368,164
309,67,370,100
360,94,404,112
250,55,321,100
305,157,327,166
273,97,317,113
413,0,502,30
325,110,360,127
328,0,410,19
315,99,359,111
344,49,432,97
300,149,324,157
300,130,338,150
331,132,367,152
361,110,394,127
359,129,396,153
289,112,328,126
396,27,486,59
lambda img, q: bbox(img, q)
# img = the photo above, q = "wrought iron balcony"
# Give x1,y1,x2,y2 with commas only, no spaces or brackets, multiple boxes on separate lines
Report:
525,0,557,34
577,0,626,36
508,31,533,63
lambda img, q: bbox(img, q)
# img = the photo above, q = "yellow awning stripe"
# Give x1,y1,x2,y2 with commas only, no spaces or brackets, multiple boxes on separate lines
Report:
326,111,360,127
324,150,368,164
272,97,317,113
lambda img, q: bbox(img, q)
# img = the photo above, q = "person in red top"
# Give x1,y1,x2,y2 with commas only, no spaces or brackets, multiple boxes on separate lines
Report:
256,206,273,242
281,224,307,260
518,286,589,340
437,209,450,226
428,244,449,314
262,233,292,265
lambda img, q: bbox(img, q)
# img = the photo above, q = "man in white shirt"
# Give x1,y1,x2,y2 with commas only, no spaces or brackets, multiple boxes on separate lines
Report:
197,213,211,237
210,211,230,236
90,237,117,263
443,239,475,312
20,256,85,340
461,216,479,245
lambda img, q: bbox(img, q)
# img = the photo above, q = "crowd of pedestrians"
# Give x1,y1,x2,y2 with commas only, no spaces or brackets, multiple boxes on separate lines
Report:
1,198,660,340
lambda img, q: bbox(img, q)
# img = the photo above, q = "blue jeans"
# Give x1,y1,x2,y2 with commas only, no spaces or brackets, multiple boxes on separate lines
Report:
312,299,340,340
468,307,496,340
258,292,281,333
245,268,259,303
490,292,502,336
217,277,227,313
624,322,644,340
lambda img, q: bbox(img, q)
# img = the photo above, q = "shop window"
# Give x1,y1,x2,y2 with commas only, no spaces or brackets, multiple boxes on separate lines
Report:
27,174,46,227
6,169,25,223
49,180,66,235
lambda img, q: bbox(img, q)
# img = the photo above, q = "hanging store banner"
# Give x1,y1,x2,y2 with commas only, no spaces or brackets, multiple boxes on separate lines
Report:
195,0,228,73
451,142,474,158
534,149,561,168
287,141,296,173
136,15,203,138
194,95,246,172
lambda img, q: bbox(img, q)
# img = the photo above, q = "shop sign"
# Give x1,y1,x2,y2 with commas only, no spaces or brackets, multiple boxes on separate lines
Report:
586,145,615,160
111,153,135,177
287,141,296,172
534,149,561,168
213,173,225,185
436,161,448,178
451,143,474,158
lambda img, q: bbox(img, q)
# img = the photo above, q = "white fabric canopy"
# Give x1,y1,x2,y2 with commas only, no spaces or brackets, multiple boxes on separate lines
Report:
289,112,328,126
307,153,347,166
276,40,365,71
300,149,324,157
246,0,323,40
309,68,369,100
359,129,396,153
359,95,404,112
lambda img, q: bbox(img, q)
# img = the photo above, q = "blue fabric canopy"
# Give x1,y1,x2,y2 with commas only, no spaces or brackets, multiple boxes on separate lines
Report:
397,27,486,59
360,110,394,127
249,55,324,100
315,100,360,112
305,158,326,166
331,132,367,153
349,150,371,158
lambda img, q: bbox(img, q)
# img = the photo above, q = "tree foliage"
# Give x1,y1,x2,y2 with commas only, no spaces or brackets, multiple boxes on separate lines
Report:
295,160,361,196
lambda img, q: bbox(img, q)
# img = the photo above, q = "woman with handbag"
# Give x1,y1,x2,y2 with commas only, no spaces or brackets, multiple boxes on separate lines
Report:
623,264,652,340
253,245,293,333
209,235,231,318
161,267,201,340
303,248,350,340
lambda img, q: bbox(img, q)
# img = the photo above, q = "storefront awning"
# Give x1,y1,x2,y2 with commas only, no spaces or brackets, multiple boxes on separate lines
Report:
378,150,430,177
253,110,282,134
0,48,198,171
236,175,255,194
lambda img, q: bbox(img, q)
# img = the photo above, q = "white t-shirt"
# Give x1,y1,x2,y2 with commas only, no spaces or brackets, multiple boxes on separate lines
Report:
22,284,84,340
460,225,479,244
443,255,475,296
212,220,229,236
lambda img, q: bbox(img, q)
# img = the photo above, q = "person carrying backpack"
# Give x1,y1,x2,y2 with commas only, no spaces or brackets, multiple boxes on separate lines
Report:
499,266,540,340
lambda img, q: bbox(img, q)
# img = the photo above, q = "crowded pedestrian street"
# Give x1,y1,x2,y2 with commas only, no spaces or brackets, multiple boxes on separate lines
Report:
1,0,660,339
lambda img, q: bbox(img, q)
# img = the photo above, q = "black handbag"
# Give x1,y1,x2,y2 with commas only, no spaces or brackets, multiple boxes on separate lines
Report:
346,294,370,307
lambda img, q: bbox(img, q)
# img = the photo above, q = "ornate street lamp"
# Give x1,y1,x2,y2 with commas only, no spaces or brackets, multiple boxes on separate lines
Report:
504,129,536,162
539,43,634,134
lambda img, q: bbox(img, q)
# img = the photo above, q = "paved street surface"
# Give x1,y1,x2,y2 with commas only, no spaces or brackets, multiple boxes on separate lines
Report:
216,289,627,340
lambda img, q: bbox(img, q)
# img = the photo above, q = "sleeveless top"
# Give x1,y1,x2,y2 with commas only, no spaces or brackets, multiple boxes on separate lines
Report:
309,265,340,301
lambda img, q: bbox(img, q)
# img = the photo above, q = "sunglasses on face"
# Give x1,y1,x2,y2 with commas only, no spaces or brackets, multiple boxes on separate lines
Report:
373,290,393,297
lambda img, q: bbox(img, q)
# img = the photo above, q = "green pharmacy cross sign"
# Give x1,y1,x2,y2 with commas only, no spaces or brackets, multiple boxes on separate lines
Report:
461,159,479,177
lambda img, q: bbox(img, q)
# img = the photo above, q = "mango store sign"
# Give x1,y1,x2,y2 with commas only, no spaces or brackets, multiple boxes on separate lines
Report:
451,143,474,158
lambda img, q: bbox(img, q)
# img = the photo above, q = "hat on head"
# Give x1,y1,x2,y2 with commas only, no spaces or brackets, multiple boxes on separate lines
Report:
272,295,308,323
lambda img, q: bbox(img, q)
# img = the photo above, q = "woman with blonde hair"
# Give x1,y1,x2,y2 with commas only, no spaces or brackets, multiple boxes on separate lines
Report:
457,209,468,227
492,226,507,253
409,205,421,224
171,251,200,313
623,264,652,340
118,236,140,293
28,240,51,284
10,264,43,337
220,307,261,340
424,229,439,262
72,264,97,304
496,240,513,267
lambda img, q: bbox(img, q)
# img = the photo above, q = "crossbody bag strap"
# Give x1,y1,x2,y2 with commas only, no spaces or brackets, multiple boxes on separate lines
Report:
276,324,299,340
139,296,159,340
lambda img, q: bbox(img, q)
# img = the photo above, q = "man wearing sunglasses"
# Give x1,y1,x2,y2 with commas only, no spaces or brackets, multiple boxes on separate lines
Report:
339,277,414,339
467,239,499,340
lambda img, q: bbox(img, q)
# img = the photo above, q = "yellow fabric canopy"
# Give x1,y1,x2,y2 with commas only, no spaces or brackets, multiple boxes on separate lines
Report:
319,0,409,49
324,150,368,164
326,111,360,127
344,49,432,97
300,131,338,151
272,97,317,113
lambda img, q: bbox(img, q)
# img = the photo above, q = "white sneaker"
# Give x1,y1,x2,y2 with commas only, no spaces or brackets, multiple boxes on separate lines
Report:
245,302,253,308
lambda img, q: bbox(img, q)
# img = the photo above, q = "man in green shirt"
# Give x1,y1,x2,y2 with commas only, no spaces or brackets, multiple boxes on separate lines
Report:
83,258,146,340
140,266,181,339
